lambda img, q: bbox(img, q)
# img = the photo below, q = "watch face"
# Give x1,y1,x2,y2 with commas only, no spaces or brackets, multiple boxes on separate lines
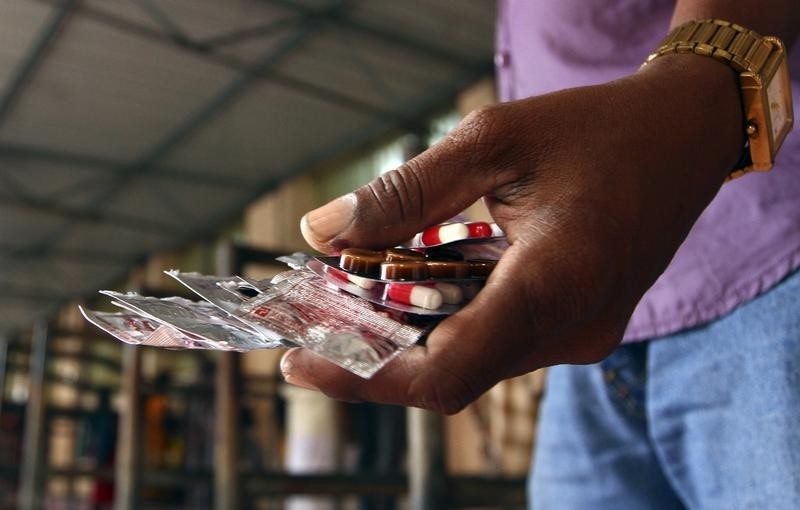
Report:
766,62,793,149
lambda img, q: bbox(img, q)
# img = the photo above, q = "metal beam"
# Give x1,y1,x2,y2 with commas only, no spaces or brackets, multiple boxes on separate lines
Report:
128,0,190,44
258,0,481,67
0,242,133,266
6,1,343,277
0,0,80,127
83,16,327,215
0,142,261,190
332,28,397,105
200,15,301,48
32,0,397,119
0,193,184,237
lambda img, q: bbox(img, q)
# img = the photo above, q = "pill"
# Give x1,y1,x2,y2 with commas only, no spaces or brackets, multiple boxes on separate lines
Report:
425,260,470,279
425,282,463,304
325,266,349,283
385,248,426,262
347,273,377,290
380,261,429,281
421,223,470,246
386,283,443,310
423,247,464,261
339,248,385,277
324,266,376,289
466,221,493,238
468,259,497,278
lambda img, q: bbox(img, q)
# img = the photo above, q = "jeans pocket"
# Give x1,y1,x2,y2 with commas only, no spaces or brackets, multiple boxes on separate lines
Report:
601,342,648,419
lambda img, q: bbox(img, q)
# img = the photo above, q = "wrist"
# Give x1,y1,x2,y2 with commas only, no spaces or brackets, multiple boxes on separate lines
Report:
636,52,744,183
642,18,795,177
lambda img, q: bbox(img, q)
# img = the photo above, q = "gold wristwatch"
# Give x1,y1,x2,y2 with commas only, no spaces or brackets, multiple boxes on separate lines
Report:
644,19,794,179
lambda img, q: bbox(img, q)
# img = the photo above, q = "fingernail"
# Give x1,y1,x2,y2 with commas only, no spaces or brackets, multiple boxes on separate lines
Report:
301,194,356,246
280,349,319,391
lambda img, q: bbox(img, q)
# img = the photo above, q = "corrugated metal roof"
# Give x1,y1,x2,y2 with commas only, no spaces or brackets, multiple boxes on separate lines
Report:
0,0,496,335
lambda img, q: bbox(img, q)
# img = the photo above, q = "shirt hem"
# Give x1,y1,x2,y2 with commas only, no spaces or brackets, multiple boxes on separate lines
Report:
622,246,800,342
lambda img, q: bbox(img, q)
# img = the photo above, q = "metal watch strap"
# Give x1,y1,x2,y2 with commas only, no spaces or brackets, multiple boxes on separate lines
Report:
644,19,781,75
644,19,789,179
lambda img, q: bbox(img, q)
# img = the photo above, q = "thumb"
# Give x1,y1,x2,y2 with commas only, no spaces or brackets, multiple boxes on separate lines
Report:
300,114,501,252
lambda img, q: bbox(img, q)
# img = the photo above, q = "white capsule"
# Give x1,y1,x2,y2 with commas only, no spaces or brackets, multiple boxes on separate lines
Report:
432,282,463,304
438,223,470,244
347,273,376,290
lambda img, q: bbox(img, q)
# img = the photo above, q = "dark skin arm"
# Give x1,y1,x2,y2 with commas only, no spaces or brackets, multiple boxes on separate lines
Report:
280,1,799,413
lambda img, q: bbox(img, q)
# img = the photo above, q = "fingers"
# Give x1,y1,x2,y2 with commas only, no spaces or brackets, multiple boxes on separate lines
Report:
284,214,632,411
279,297,509,413
280,345,478,414
279,253,535,413
300,109,507,253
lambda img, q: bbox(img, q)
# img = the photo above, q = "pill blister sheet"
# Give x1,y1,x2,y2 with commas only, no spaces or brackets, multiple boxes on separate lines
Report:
83,269,429,378
238,269,426,377
101,291,283,351
406,221,505,248
82,221,507,378
79,307,213,350
306,258,462,316
309,237,503,314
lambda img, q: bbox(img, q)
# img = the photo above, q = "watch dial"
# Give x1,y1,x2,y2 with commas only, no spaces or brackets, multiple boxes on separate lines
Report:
766,66,793,147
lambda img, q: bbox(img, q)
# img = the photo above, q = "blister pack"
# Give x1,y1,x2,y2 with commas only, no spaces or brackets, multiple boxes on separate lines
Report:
299,221,506,315
79,306,213,350
81,221,506,378
406,221,504,248
82,269,429,377
237,269,425,377
101,291,283,351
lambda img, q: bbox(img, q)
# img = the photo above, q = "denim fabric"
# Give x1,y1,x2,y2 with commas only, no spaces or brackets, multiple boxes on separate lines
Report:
529,269,800,509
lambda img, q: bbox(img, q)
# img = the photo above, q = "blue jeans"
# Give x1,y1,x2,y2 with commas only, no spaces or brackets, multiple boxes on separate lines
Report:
530,269,800,509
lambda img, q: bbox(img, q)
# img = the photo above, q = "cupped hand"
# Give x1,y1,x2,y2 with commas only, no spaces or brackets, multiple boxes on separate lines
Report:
281,54,743,413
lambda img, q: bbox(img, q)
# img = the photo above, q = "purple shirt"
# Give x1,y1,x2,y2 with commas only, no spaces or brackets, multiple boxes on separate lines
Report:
496,0,800,341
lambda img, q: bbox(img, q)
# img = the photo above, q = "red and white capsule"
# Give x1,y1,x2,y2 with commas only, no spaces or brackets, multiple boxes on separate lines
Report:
424,282,463,305
466,221,492,238
324,266,376,289
421,223,470,246
386,283,443,310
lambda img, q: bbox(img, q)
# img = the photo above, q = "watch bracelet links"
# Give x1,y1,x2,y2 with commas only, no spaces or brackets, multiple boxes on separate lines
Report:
644,19,786,179
644,19,782,77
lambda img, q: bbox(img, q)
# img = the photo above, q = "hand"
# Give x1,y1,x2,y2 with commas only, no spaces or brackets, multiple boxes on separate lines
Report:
280,54,743,413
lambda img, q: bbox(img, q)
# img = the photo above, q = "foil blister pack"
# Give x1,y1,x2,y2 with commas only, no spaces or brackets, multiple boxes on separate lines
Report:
83,268,427,378
295,222,505,315
82,222,505,378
